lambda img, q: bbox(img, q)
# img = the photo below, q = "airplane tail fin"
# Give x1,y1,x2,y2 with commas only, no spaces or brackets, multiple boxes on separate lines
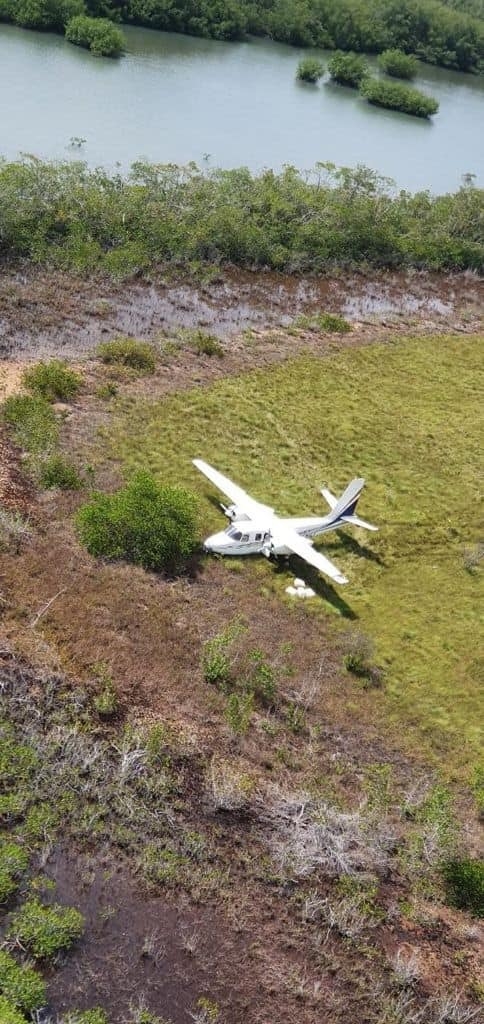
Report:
322,479,378,532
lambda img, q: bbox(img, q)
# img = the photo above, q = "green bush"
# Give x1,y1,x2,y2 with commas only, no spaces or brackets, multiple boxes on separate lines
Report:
0,841,28,902
187,329,224,357
92,664,118,717
225,692,254,735
22,360,82,402
8,897,85,958
2,395,58,454
297,57,325,82
0,995,28,1024
246,649,277,706
39,454,82,490
97,338,156,371
75,470,199,573
360,77,439,117
0,952,46,1013
295,311,351,333
328,51,369,87
65,14,125,56
443,858,484,917
378,48,418,79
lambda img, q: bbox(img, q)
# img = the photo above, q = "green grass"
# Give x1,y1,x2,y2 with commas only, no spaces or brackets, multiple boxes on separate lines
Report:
100,334,483,774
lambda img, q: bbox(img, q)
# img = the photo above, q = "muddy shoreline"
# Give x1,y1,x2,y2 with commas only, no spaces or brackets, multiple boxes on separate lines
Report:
0,266,482,360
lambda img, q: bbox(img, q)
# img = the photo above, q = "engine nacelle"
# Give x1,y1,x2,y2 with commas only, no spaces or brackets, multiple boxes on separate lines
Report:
221,503,250,522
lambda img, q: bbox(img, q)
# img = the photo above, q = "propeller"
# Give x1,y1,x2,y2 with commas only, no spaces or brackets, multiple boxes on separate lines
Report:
262,532,274,558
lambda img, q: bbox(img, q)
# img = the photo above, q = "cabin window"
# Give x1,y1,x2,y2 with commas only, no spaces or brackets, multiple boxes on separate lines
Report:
241,534,249,542
255,533,262,541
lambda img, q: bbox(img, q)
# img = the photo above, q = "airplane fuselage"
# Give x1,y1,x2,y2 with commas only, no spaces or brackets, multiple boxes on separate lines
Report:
204,514,338,557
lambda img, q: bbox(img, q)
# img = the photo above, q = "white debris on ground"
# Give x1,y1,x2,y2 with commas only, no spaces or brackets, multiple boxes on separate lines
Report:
285,578,316,599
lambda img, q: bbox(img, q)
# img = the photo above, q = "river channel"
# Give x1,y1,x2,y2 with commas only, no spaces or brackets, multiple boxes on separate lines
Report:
1,22,483,192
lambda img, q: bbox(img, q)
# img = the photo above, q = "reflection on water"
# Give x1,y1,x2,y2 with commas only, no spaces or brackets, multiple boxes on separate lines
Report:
0,22,483,191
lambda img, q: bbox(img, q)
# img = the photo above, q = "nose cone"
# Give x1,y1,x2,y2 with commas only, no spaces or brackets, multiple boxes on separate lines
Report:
204,531,232,554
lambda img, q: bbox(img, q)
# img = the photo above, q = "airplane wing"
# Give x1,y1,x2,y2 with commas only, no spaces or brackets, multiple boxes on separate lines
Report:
193,459,274,519
272,523,348,585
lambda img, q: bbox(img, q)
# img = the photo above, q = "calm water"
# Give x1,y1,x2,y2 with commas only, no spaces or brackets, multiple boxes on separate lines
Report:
1,22,483,192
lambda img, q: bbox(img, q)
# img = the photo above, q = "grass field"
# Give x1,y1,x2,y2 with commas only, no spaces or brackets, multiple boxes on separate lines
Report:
101,334,483,776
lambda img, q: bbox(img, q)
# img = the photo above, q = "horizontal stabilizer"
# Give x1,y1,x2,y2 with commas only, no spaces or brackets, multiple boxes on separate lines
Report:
321,487,337,510
340,514,378,532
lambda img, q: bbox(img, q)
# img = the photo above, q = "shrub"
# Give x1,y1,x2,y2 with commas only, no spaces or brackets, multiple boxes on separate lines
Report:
202,620,245,689
75,470,199,573
0,951,46,1012
0,510,32,554
208,758,253,811
97,338,156,372
65,14,125,57
360,78,439,118
343,630,375,676
295,311,351,333
188,329,223,357
285,702,306,734
225,692,254,735
93,675,118,718
95,381,118,399
328,52,369,87
378,49,417,79
0,995,28,1024
39,454,82,490
8,897,84,958
296,57,325,83
2,395,58,454
22,360,82,402
0,841,28,903
443,858,484,917
202,634,232,689
246,648,277,706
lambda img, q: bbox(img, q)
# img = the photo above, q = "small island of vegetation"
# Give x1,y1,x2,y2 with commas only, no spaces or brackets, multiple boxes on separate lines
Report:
65,13,125,56
327,51,369,87
361,77,439,117
297,56,325,82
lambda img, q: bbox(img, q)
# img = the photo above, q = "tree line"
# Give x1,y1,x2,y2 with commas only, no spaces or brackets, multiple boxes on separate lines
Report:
0,0,483,71
0,158,482,274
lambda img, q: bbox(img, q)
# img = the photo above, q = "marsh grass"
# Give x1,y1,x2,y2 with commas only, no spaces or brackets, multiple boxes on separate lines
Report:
100,334,483,773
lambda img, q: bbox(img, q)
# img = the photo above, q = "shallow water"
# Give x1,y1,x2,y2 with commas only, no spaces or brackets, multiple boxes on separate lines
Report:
1,23,483,191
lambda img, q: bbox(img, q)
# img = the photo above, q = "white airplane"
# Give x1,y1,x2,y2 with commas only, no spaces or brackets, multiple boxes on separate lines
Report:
193,459,378,586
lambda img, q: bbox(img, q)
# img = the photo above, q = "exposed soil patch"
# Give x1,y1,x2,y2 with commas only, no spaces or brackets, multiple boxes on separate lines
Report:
0,266,482,359
0,428,34,515
44,849,248,1022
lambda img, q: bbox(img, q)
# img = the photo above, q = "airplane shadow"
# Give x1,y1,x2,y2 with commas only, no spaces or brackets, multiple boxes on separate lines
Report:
277,557,358,620
207,495,225,513
331,530,386,567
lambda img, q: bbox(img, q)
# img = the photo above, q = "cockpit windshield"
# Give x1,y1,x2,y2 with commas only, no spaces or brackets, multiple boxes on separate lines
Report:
227,527,242,541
